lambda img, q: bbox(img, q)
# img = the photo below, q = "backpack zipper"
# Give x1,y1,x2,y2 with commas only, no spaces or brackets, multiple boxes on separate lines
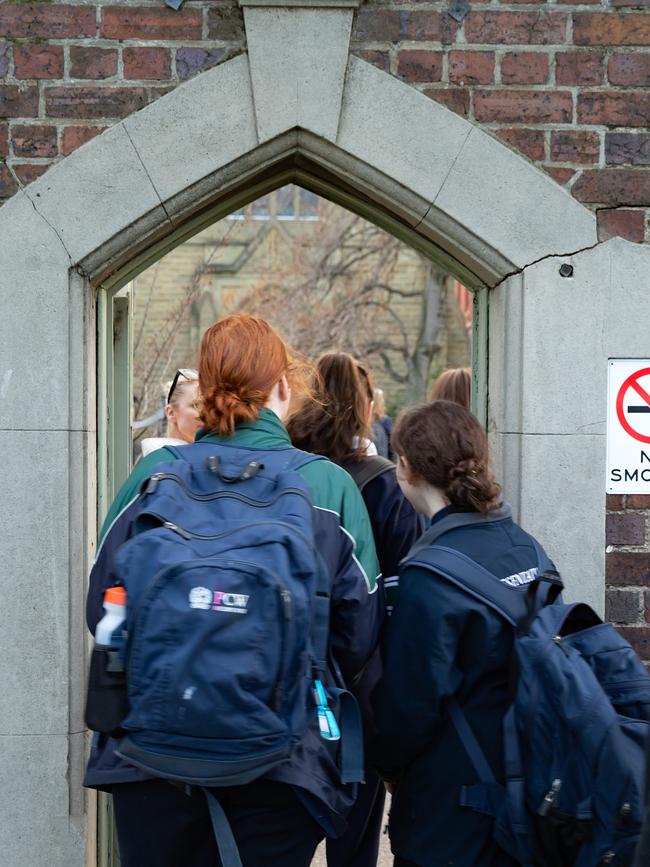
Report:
538,778,562,816
146,472,310,508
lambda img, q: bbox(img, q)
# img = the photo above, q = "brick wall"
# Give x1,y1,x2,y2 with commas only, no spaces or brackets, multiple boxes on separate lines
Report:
351,0,650,244
1,2,650,243
0,1,245,198
606,494,650,663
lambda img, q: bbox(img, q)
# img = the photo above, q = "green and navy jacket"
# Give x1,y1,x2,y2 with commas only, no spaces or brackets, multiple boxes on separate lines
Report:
84,410,383,834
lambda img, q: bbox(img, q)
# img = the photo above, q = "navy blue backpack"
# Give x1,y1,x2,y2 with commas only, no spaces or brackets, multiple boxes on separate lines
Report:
107,442,363,866
411,543,650,867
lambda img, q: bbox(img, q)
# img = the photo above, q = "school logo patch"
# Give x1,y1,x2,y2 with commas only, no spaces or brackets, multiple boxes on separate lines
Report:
189,586,250,614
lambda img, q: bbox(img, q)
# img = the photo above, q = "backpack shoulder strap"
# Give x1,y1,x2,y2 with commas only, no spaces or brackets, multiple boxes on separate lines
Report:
342,456,395,492
408,545,528,627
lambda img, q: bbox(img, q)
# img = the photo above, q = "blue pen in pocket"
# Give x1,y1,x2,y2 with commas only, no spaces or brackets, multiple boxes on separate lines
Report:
313,679,341,741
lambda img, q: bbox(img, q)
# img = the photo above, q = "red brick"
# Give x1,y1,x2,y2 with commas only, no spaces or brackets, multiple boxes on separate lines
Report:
397,50,442,83
501,52,549,85
574,13,650,47
123,48,171,82
607,552,650,585
353,9,400,42
465,12,567,45
578,91,650,127
616,626,650,659
606,132,650,165
495,127,545,161
645,591,650,623
60,125,105,157
545,166,575,185
70,47,118,81
608,53,650,86
574,168,650,205
400,11,458,42
0,85,38,118
354,50,389,73
423,87,470,117
0,124,7,159
606,589,641,624
474,90,572,123
449,51,494,86
13,163,49,186
206,3,245,41
598,208,646,243
101,6,202,41
613,0,650,6
11,124,57,159
607,494,625,510
13,45,63,80
551,130,600,164
628,495,650,509
0,4,95,39
556,51,604,86
0,163,18,198
607,511,647,545
45,86,149,120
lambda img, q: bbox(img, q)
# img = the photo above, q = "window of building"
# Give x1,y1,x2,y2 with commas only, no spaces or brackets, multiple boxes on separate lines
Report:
228,185,320,221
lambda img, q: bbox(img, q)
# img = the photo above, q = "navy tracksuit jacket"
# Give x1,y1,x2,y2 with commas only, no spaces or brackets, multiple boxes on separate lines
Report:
373,504,554,867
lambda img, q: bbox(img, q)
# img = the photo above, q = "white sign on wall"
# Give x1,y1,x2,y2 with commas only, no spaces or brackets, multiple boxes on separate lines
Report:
607,360,650,494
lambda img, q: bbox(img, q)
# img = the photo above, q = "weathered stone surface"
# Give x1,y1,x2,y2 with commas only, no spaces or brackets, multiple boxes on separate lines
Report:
495,431,605,612
0,193,84,430
245,6,353,142
338,57,470,204
434,127,596,274
0,734,85,867
124,55,257,213
22,123,167,265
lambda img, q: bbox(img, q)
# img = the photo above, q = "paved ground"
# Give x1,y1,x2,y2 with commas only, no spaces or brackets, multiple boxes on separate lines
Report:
311,799,392,866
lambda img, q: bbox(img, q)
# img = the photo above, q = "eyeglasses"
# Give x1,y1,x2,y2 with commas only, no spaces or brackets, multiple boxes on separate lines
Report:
167,368,198,405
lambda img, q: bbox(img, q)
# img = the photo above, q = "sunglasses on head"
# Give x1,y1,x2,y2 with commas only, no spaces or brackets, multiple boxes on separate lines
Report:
167,368,198,405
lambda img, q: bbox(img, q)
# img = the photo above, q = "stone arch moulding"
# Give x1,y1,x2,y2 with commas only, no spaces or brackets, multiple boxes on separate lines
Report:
2,4,649,866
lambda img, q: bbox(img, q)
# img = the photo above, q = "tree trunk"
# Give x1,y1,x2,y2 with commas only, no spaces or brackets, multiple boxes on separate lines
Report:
405,265,446,404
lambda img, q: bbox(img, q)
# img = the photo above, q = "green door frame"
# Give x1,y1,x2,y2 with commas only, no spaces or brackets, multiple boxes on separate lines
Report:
96,282,133,867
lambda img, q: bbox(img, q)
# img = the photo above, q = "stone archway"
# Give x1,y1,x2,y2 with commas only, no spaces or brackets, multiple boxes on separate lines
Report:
0,2,647,866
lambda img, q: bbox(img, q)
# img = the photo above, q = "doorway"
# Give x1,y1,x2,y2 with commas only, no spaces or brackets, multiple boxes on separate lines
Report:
95,181,488,867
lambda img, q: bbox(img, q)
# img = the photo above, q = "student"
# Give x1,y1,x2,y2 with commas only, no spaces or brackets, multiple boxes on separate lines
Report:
289,352,423,590
140,368,201,457
429,366,471,408
84,315,383,867
288,352,424,867
372,400,553,867
371,388,391,458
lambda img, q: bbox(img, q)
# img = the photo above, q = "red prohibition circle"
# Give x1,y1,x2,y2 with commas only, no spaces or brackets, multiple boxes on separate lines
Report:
616,367,650,444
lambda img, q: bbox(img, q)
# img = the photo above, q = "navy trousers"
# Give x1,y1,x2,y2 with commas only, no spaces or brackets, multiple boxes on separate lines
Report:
112,779,324,867
326,768,386,867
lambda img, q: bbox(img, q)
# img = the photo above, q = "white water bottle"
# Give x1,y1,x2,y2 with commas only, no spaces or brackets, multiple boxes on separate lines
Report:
95,585,127,647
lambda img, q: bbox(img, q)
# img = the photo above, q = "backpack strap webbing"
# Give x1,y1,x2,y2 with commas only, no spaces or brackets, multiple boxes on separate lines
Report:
202,789,243,867
408,546,529,627
342,456,395,493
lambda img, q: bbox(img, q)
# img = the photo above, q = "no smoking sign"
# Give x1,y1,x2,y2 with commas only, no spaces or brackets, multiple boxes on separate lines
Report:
607,360,650,493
